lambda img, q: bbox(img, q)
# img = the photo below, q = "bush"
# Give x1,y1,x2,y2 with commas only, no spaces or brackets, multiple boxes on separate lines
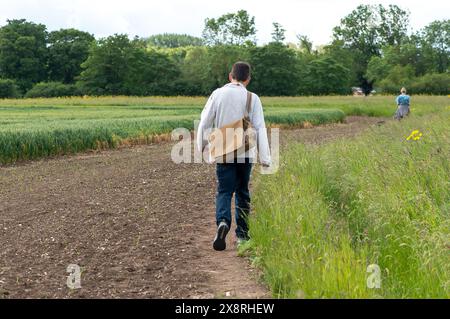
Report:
375,65,415,94
410,73,450,95
376,69,449,95
25,82,81,98
0,79,20,98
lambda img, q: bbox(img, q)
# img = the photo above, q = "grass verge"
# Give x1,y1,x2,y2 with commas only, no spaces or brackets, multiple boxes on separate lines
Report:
248,111,449,298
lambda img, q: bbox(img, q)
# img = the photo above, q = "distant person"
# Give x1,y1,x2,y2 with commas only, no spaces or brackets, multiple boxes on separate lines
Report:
395,87,411,120
197,62,271,251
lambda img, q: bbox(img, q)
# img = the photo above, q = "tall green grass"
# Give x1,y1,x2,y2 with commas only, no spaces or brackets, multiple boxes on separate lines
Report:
0,103,344,164
249,112,450,298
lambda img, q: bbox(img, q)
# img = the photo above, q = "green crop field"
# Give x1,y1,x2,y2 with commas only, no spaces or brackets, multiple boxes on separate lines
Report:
246,107,449,298
0,95,447,116
0,96,355,164
0,95,447,165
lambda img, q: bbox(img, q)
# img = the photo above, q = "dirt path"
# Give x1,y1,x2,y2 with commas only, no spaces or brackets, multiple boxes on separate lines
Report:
0,116,382,299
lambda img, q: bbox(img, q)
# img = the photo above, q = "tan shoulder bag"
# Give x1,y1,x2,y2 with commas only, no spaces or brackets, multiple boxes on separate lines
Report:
208,91,256,162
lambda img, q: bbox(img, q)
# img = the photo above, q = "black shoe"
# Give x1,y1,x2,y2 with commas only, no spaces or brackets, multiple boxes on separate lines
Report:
213,221,230,251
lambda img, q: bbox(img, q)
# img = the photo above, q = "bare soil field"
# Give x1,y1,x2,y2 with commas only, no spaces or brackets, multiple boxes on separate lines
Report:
0,116,381,299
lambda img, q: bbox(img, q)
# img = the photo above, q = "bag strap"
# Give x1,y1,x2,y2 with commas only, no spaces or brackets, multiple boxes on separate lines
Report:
244,91,253,118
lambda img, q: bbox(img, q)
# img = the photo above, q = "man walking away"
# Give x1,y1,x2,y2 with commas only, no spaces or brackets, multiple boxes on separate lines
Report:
197,62,271,251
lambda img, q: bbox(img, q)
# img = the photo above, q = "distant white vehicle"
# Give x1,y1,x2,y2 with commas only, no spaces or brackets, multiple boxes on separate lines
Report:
352,87,364,96
352,87,377,96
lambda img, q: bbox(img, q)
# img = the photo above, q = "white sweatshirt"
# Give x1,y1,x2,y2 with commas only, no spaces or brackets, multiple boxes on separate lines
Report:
197,82,271,166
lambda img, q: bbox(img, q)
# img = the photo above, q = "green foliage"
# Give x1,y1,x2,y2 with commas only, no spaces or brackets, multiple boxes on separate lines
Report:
126,49,180,96
376,65,415,93
77,34,137,95
332,4,410,93
25,82,81,98
0,79,20,98
47,28,95,83
333,4,409,54
171,45,250,95
0,10,447,97
366,56,390,83
0,19,48,91
202,10,257,46
77,34,179,96
420,20,449,73
249,43,300,96
146,33,203,48
410,73,450,95
366,19,449,94
298,56,351,95
271,22,286,43
250,112,450,298
207,45,250,89
176,46,210,95
375,69,450,95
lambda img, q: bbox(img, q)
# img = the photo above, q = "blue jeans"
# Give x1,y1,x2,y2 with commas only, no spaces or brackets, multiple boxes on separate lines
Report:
216,159,253,239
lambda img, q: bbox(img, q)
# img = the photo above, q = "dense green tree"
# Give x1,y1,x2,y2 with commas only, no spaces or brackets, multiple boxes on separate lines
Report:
77,34,135,95
126,49,180,96
377,64,415,93
77,34,179,96
366,39,428,84
0,19,48,92
333,4,409,55
366,19,449,92
323,41,360,88
47,28,95,83
333,4,410,94
249,43,300,96
419,20,449,73
148,44,251,95
177,46,210,95
299,56,351,95
207,45,250,89
366,56,390,84
146,33,203,48
202,10,256,46
377,4,410,46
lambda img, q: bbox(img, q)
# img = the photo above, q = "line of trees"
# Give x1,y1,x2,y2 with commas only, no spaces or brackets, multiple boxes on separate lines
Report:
0,5,448,98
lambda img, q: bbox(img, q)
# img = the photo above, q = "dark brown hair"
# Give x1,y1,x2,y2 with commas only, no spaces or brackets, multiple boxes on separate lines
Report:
231,62,251,82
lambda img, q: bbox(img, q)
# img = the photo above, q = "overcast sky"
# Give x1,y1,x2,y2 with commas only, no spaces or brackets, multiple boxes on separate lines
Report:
0,0,448,46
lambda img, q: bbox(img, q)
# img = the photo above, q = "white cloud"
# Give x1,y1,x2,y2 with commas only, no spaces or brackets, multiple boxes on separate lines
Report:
0,0,448,45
